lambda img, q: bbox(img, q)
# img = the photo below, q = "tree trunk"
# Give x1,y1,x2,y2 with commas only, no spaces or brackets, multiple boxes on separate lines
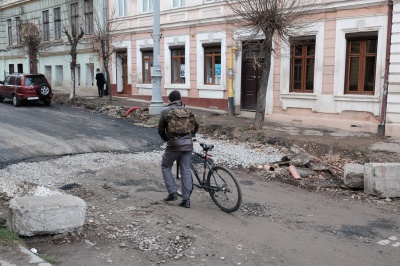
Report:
29,48,38,74
70,52,77,99
254,40,273,130
101,40,113,104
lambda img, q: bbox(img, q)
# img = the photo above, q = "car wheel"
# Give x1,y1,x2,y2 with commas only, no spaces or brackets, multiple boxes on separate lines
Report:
0,97,4,102
37,84,52,97
43,99,51,106
12,95,21,107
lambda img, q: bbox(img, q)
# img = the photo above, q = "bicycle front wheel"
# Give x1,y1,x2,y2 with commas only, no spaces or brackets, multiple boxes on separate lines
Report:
207,166,242,213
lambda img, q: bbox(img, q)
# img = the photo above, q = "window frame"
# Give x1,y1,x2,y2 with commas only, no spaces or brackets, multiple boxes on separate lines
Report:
118,0,128,17
171,48,185,84
84,0,94,34
16,17,21,44
143,0,153,13
70,2,79,35
172,0,186,8
7,19,13,45
42,10,50,41
142,50,153,84
54,7,62,40
289,38,315,93
203,45,221,85
344,33,378,95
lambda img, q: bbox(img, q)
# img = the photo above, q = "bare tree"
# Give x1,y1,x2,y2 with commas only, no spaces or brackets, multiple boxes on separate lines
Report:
63,26,85,99
90,5,120,104
225,0,317,129
20,21,42,74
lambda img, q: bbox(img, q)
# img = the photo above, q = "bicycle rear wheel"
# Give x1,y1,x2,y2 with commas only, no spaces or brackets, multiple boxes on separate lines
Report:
207,165,242,213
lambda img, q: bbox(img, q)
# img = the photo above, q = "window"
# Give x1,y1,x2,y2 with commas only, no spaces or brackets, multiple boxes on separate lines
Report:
9,76,16,85
17,64,23,73
171,48,185,84
71,3,79,35
45,66,52,84
204,46,221,85
56,65,64,86
54,8,61,39
118,0,128,17
345,33,377,95
4,76,12,85
84,0,93,34
7,19,13,45
16,17,21,44
9,64,14,75
143,0,153,13
173,0,186,7
290,39,315,93
43,10,50,41
16,76,22,85
142,51,153,83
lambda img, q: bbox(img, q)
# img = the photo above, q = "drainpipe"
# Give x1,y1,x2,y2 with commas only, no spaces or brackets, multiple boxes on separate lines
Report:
378,0,393,136
228,47,238,116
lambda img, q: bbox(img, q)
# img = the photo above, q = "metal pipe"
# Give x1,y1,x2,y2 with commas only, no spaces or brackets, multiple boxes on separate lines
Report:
228,47,238,116
378,0,393,136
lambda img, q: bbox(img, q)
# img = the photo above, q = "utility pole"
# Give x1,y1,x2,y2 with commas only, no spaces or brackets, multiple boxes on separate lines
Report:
149,0,164,115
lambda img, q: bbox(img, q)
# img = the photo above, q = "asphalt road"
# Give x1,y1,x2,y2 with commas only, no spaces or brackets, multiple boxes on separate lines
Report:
0,100,162,168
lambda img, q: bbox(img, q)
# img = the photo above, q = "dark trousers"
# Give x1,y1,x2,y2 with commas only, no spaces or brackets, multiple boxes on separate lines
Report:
97,85,103,97
161,150,192,200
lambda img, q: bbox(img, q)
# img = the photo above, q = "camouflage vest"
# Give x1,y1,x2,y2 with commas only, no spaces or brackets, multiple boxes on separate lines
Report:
167,107,195,135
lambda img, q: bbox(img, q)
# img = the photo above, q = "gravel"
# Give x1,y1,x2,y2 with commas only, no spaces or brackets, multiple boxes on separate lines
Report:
0,134,284,197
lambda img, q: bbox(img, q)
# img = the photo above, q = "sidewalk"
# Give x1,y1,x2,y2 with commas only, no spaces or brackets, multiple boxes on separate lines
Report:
87,94,400,156
0,243,51,266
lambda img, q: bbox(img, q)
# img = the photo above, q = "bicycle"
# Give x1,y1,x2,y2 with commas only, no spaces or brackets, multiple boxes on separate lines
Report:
176,141,242,213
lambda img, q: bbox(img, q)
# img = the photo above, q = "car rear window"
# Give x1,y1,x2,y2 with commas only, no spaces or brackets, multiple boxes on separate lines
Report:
24,76,47,86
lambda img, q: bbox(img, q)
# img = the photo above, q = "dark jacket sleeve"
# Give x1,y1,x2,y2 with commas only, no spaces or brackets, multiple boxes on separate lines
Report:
157,109,168,142
192,115,199,136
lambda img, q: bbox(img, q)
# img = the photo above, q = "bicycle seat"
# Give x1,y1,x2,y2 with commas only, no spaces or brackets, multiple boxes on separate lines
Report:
200,143,214,151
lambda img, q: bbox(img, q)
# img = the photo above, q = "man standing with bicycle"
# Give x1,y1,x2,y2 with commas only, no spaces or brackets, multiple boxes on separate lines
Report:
158,90,199,208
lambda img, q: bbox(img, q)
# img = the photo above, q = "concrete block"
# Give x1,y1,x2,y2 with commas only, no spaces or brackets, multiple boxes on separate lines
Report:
344,164,364,189
364,163,400,198
7,195,86,236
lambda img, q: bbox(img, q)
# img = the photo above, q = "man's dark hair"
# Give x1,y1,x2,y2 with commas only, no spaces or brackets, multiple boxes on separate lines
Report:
168,90,181,102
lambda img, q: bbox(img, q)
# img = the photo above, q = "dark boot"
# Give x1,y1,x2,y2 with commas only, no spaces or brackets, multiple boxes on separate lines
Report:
164,192,177,201
179,199,190,208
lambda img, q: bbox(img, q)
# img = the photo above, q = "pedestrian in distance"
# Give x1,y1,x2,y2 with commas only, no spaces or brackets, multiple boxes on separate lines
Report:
158,90,199,208
95,68,106,97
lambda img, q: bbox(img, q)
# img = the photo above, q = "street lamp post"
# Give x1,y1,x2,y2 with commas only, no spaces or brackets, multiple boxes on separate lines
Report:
149,0,164,115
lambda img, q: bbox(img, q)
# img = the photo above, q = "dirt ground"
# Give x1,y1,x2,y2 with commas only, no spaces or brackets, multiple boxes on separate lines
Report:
2,94,400,265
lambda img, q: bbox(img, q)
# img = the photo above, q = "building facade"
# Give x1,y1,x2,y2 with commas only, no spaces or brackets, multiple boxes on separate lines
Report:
0,0,104,95
1,0,399,137
106,0,399,137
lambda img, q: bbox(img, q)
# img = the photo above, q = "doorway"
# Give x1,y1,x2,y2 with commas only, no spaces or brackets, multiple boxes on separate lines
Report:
240,42,264,110
116,51,127,94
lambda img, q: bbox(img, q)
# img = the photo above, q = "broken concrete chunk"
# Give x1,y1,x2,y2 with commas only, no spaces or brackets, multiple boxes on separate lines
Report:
289,154,311,167
308,162,329,171
295,167,316,178
364,163,400,198
344,164,364,189
7,194,86,236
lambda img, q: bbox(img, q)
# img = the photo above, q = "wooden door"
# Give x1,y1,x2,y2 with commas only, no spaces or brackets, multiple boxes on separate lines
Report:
121,53,127,94
241,60,261,110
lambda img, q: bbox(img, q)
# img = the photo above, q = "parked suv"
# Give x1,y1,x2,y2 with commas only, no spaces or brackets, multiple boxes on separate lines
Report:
0,73,53,107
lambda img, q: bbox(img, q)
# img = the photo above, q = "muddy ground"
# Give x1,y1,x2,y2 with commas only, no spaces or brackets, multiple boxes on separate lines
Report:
2,94,400,265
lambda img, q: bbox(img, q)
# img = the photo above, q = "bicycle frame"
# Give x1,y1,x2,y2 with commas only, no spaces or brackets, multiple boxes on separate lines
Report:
190,151,214,190
176,148,214,191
